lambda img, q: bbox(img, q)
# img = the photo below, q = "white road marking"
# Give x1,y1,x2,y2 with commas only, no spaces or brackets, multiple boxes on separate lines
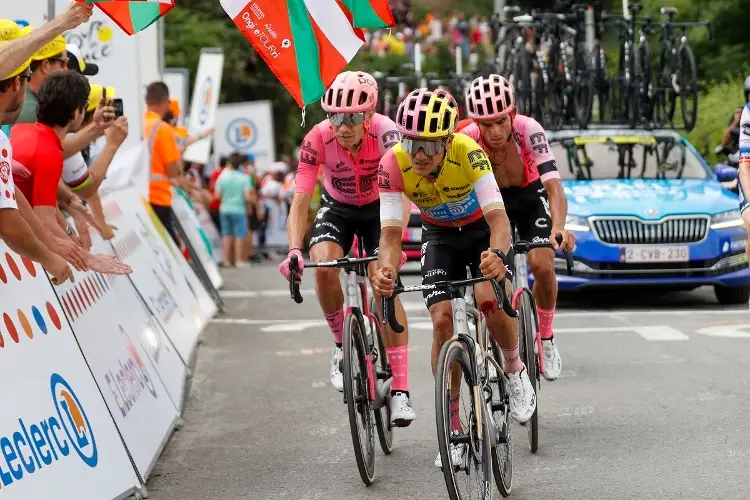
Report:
632,326,690,341
220,289,316,298
263,321,327,332
695,323,750,338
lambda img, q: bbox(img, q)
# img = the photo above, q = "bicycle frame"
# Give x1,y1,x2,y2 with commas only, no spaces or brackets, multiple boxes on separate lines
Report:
289,252,391,408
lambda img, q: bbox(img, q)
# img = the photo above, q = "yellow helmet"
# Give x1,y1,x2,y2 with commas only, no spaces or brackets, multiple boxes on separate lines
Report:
395,88,458,138
87,84,116,112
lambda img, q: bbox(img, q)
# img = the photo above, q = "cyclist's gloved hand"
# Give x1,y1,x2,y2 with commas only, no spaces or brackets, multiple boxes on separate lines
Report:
552,229,576,251
480,250,506,280
371,265,396,297
279,248,304,281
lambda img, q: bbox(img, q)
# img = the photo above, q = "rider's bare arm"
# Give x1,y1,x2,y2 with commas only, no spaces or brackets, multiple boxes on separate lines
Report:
378,150,405,270
738,107,750,199
470,149,511,255
287,127,324,249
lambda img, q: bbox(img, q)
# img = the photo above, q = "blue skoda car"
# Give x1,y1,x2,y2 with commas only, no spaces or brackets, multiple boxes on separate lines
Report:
539,129,750,304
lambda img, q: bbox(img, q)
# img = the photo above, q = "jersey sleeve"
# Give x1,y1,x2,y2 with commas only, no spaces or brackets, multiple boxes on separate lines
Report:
0,133,17,210
523,117,559,181
295,125,324,196
739,106,750,166
375,115,402,154
462,138,505,214
378,149,406,227
62,152,92,192
457,122,482,142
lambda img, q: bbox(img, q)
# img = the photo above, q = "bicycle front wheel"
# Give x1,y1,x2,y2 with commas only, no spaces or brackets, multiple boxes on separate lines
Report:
369,296,394,455
342,312,377,485
435,340,493,500
517,292,539,453
489,337,513,497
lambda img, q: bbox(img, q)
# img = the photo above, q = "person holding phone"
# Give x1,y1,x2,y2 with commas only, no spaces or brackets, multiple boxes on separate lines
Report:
61,84,128,239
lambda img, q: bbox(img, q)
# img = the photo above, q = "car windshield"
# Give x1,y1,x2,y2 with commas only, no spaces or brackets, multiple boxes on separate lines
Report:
549,135,709,181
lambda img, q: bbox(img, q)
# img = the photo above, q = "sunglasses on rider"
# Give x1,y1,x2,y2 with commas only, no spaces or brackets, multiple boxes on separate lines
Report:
401,137,448,156
328,112,366,127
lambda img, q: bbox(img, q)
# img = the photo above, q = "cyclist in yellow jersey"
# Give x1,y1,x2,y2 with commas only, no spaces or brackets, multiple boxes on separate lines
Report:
372,88,536,469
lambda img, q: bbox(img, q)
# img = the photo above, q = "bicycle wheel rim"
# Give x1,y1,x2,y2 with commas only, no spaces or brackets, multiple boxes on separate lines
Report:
369,297,394,454
342,312,377,485
574,45,594,127
489,337,513,497
679,46,698,131
518,293,539,453
435,340,493,500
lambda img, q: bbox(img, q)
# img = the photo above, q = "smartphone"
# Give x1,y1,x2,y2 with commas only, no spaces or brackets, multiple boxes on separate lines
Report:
112,98,124,119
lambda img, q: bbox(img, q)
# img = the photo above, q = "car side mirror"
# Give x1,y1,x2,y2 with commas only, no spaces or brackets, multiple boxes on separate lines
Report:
715,164,739,182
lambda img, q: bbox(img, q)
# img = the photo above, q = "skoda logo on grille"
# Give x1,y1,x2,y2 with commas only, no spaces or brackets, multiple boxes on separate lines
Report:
644,208,657,216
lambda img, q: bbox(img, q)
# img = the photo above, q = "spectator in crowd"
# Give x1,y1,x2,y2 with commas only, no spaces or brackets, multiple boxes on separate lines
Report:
207,155,226,231
16,33,69,125
0,2,93,82
242,153,263,262
61,84,128,239
144,81,183,245
0,49,74,284
164,98,214,154
9,71,131,275
215,152,252,267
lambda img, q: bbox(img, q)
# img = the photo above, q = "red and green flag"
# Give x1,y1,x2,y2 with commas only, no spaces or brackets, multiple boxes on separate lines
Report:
76,0,175,35
221,0,395,107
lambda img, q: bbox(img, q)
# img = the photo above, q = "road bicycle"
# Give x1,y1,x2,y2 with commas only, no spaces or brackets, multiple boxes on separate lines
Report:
509,231,573,453
383,270,516,499
651,7,711,131
287,240,393,486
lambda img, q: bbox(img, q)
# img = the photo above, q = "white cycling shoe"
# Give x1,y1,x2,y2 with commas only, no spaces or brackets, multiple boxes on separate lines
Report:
330,347,344,392
390,392,416,426
541,338,562,381
506,367,536,424
434,434,468,469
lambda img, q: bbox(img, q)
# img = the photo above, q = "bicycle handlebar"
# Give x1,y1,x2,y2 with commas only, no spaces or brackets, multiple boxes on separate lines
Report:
382,274,517,334
288,254,378,304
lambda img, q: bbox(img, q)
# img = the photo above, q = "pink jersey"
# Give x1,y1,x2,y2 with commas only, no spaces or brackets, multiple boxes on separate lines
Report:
460,114,559,188
295,113,401,206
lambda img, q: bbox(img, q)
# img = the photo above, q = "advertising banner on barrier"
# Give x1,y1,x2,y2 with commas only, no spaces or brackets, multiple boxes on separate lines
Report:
172,192,224,290
3,1,50,31
53,235,181,480
182,48,225,165
105,253,189,411
213,101,276,171
103,189,203,363
56,0,149,198
164,68,190,126
0,242,141,499
194,201,223,265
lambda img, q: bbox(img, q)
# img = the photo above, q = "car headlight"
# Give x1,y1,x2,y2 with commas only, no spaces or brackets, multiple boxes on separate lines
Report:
710,210,744,230
564,215,590,232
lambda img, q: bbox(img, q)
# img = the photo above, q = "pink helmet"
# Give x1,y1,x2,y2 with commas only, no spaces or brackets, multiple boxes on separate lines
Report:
465,74,515,120
321,71,378,113
396,88,458,138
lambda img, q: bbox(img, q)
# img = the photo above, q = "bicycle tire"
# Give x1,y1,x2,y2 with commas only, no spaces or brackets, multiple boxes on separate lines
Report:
573,44,594,128
514,49,533,117
489,336,512,497
679,45,698,131
636,39,652,123
369,296,394,455
342,311,377,485
590,41,609,122
435,339,493,500
517,292,539,454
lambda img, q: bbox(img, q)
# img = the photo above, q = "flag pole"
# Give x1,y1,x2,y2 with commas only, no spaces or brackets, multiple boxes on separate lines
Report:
48,0,56,19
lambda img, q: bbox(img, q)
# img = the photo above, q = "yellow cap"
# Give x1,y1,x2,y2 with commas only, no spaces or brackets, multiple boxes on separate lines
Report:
19,25,33,37
88,84,116,112
0,20,23,42
32,34,66,61
0,41,32,80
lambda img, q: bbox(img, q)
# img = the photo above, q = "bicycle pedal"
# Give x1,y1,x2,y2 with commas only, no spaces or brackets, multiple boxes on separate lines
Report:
393,419,412,428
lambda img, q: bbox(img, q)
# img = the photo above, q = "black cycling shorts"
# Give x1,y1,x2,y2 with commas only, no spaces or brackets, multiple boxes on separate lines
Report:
420,218,492,308
309,189,380,256
501,178,552,243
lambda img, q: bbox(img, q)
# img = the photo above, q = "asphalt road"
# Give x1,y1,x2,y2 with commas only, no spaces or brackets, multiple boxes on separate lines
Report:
145,261,750,500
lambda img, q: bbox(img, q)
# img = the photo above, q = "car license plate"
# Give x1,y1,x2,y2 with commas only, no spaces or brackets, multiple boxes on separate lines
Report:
409,227,422,241
621,246,689,263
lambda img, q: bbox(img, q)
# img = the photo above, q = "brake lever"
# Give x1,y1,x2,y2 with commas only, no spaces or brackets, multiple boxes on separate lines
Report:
554,232,574,276
491,278,518,318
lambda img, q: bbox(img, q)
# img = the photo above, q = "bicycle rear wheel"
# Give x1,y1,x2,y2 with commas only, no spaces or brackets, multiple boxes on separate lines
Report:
342,312,377,485
517,292,539,453
489,337,512,497
436,340,493,500
369,296,394,455
679,45,698,131
573,44,594,128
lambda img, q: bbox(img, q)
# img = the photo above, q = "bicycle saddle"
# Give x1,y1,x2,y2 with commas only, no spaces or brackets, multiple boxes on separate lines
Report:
628,3,642,12
512,14,534,23
660,6,679,15
504,5,521,13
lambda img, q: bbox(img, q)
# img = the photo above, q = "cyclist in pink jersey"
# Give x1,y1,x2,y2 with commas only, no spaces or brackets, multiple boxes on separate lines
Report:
279,71,415,426
461,74,576,381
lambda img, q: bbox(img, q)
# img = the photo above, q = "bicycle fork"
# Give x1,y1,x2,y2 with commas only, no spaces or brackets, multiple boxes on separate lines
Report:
511,253,546,375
